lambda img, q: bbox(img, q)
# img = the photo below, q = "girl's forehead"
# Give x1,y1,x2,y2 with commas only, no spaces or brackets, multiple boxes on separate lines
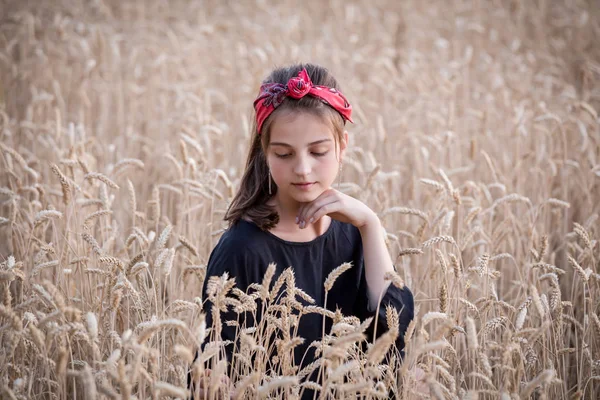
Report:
269,111,336,146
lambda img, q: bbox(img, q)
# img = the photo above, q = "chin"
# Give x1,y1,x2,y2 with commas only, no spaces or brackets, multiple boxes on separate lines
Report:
291,193,319,203
298,188,330,202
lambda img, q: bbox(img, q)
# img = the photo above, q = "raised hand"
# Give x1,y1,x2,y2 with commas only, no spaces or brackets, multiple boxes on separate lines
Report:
295,188,377,230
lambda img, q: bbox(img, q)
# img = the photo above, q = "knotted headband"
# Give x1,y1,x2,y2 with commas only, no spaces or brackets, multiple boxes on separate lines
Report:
253,68,353,134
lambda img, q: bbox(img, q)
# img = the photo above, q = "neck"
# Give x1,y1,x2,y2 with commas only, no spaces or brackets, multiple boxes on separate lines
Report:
267,191,331,236
270,191,302,224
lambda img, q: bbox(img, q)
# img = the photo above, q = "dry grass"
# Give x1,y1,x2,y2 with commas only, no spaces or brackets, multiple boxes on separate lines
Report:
1,0,600,398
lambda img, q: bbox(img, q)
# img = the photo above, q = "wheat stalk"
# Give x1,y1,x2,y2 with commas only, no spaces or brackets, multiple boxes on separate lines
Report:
324,262,353,292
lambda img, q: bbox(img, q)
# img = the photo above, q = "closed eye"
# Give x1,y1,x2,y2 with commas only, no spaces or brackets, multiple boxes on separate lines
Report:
275,151,328,158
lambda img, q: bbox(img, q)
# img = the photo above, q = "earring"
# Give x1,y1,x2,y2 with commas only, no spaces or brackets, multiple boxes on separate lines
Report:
337,161,343,189
268,169,272,195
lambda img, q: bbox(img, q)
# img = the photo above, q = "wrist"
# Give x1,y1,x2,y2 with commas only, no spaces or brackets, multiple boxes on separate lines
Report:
358,212,380,232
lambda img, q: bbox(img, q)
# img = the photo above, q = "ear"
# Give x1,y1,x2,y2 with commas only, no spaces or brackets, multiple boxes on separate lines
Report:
339,131,349,162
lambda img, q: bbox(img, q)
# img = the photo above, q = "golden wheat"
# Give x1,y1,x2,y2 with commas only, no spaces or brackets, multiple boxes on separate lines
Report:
0,0,599,399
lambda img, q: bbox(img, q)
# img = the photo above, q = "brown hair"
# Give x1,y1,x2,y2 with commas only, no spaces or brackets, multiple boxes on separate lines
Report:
224,63,348,231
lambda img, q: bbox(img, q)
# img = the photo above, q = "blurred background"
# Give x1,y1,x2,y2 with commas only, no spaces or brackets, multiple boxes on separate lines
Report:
0,0,599,398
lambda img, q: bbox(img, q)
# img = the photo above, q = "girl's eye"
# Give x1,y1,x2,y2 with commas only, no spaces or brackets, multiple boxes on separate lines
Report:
275,151,328,158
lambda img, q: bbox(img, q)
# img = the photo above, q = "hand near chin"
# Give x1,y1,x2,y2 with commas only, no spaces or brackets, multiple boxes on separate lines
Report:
296,188,377,229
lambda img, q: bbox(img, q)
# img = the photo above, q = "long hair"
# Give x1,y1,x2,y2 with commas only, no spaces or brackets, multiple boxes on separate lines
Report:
224,63,348,231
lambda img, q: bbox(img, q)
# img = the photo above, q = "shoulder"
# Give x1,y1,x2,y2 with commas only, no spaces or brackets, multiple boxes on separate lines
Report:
204,220,265,288
216,219,258,249
208,220,265,264
207,219,271,266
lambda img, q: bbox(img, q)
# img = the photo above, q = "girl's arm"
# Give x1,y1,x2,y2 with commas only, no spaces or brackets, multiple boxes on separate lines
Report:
295,187,412,314
358,214,396,311
295,189,401,311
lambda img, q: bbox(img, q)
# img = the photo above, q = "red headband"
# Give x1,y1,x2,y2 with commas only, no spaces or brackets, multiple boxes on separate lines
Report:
253,68,353,134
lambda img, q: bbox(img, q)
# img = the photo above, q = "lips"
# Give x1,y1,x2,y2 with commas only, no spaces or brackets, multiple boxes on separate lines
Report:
293,182,315,189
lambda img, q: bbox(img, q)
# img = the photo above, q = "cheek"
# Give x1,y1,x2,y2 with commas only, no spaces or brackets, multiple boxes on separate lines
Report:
268,159,286,180
323,155,340,173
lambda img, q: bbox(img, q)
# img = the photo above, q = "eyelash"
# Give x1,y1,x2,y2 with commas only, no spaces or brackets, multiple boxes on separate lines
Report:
275,151,328,159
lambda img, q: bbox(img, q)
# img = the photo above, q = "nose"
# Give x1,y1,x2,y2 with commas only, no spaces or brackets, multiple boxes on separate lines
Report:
293,153,312,177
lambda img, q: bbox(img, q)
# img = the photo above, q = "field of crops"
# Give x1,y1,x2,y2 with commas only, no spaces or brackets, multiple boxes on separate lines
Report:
0,0,599,398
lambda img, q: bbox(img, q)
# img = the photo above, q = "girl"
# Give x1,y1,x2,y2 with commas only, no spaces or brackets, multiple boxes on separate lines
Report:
189,63,414,399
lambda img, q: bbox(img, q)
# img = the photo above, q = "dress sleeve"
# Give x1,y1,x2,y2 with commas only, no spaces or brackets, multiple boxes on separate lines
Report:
200,237,258,366
353,266,414,354
189,236,260,396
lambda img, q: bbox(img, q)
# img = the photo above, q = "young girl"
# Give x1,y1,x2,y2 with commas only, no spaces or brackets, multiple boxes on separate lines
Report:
189,63,414,399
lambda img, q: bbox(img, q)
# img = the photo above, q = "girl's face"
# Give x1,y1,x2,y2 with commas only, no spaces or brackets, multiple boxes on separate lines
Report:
267,111,348,204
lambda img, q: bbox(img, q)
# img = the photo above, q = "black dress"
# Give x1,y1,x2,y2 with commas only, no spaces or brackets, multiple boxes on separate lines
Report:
189,218,414,399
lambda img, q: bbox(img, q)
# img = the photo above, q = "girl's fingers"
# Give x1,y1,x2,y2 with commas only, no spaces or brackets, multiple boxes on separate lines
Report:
306,196,343,223
301,198,338,228
296,202,310,226
296,190,337,227
297,202,311,224
297,202,311,225
298,197,331,226
297,190,334,223
306,202,339,226
296,204,305,224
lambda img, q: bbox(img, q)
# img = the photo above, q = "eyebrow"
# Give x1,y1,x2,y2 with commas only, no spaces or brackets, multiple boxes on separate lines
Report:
269,139,332,147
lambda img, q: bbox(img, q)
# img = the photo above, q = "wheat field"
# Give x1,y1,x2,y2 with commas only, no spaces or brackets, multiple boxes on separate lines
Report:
0,0,599,398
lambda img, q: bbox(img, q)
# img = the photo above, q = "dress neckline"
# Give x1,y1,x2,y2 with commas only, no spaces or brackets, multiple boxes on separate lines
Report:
240,218,337,247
